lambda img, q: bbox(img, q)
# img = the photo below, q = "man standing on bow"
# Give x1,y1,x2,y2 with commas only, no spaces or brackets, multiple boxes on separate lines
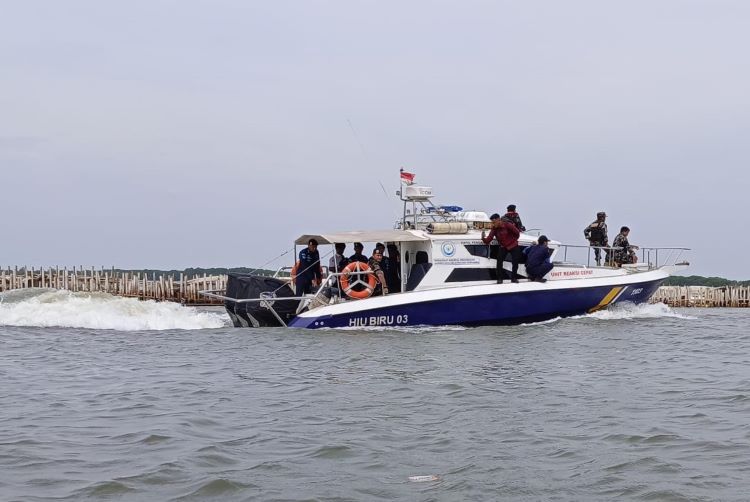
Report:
501,204,526,232
584,211,608,266
482,213,522,283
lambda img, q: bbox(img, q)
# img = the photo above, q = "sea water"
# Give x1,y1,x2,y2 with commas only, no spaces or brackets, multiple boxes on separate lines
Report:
1,289,749,501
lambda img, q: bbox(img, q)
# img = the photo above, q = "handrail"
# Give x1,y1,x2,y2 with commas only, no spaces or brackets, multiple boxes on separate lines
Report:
552,243,690,269
198,290,311,303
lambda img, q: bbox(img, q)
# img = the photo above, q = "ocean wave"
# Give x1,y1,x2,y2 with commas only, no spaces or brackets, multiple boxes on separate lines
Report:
0,288,228,331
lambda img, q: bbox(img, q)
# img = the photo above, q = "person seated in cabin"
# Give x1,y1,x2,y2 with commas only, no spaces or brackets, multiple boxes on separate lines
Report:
523,235,554,282
368,248,389,296
296,238,322,296
501,204,526,232
612,226,639,266
482,213,522,283
584,211,609,266
349,242,368,264
328,243,349,274
327,242,349,292
385,243,401,293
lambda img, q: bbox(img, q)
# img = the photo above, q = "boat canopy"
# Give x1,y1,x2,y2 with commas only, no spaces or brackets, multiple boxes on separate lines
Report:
294,229,429,245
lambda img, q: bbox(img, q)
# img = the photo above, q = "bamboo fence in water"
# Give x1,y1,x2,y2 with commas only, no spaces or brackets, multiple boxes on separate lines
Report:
0,267,226,305
1,267,748,308
650,285,750,308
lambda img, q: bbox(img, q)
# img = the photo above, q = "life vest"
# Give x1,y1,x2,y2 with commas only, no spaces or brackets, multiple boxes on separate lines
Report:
585,222,605,241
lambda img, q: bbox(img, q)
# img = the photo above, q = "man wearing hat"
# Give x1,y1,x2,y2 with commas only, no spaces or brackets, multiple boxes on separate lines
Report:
349,242,368,264
583,211,609,266
524,235,554,282
296,238,322,296
501,204,526,232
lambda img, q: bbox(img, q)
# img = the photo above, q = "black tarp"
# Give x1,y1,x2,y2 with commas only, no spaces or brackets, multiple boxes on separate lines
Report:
224,274,298,327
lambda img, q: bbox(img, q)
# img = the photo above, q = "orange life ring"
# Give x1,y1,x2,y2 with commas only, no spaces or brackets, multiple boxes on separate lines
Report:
339,261,377,299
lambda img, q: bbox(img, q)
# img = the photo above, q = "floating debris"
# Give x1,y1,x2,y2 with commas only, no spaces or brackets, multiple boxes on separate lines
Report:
408,475,440,483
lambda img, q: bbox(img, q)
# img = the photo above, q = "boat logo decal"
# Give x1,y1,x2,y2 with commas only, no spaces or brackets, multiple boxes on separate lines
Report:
441,242,456,257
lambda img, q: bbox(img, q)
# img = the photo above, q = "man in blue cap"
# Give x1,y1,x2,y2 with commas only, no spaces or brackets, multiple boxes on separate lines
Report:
524,235,554,282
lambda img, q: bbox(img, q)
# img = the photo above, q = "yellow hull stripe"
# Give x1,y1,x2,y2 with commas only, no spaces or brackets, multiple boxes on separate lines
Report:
588,287,624,313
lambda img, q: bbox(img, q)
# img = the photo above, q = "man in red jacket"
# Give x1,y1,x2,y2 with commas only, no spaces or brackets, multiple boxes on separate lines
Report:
482,213,522,283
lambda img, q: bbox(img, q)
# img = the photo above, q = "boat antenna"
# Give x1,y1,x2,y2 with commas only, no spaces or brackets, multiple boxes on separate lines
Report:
247,247,294,275
377,180,389,198
346,117,368,159
345,117,400,218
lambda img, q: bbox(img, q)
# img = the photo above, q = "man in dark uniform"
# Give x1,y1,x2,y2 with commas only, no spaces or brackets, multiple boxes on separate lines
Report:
584,211,608,266
349,242,368,264
501,204,526,232
524,235,554,282
482,213,522,283
384,243,401,293
295,238,322,296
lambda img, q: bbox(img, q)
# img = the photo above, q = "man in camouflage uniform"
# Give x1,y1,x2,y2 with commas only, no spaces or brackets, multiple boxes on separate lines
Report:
584,211,608,266
612,226,638,266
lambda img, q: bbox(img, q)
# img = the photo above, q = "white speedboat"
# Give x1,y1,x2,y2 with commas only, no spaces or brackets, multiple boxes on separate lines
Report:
203,175,689,329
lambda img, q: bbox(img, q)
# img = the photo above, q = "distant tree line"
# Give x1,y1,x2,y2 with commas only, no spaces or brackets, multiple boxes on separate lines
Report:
663,275,750,287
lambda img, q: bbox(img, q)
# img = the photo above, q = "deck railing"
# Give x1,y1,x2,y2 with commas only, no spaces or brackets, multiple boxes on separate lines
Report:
554,244,690,269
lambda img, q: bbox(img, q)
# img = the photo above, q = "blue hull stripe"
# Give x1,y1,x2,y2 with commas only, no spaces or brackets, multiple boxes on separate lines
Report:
288,278,665,329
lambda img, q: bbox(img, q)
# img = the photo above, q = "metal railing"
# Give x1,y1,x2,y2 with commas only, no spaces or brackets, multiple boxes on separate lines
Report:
555,244,690,269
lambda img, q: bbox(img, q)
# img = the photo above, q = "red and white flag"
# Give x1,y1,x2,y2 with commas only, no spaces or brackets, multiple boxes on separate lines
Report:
400,169,415,184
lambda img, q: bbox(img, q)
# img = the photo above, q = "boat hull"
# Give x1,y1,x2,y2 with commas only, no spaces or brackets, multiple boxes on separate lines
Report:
287,271,667,329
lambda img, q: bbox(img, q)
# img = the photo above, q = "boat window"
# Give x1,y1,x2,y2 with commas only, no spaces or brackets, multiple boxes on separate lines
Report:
464,244,492,258
406,263,432,291
463,244,528,261
445,268,498,282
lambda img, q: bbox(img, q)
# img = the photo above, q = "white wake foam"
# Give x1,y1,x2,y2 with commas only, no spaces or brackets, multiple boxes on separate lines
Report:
519,302,695,326
581,302,696,321
0,289,228,331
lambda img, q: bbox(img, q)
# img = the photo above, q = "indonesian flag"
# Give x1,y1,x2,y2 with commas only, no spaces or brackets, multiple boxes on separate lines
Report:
400,169,415,184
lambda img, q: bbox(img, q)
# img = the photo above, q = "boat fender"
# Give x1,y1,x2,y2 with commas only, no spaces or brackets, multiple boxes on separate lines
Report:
339,261,377,299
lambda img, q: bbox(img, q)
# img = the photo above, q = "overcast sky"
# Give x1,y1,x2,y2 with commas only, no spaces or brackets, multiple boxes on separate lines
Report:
2,1,748,278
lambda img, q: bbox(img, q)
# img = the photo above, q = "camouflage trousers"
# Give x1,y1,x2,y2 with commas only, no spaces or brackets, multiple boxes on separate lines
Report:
589,240,609,265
